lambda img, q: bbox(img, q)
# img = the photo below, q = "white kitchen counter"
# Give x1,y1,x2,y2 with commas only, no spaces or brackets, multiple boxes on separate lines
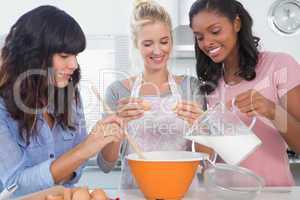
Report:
13,186,300,200
105,187,300,200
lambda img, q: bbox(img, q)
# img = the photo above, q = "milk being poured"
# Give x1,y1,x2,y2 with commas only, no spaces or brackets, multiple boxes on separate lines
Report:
185,134,261,165
184,100,262,165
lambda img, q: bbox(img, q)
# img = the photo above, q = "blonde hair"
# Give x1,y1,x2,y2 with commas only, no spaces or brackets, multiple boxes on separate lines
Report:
131,0,173,47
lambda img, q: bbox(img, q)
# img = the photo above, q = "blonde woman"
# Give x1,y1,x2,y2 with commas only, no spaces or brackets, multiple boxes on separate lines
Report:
98,0,205,189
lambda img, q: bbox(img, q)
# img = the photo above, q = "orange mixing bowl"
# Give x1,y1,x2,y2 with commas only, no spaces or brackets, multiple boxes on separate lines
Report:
127,151,208,200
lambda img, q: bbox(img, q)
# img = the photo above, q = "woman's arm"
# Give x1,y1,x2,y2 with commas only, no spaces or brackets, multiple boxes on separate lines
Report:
50,115,124,184
274,86,300,153
235,53,300,154
97,83,124,172
98,81,145,172
0,114,123,197
234,86,300,154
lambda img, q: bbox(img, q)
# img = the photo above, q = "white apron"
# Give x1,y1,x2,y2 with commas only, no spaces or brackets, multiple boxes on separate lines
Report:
120,73,196,189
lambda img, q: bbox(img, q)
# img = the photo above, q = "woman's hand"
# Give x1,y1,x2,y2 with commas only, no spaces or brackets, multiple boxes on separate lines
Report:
233,89,276,120
174,100,203,125
80,115,125,159
50,115,125,184
117,97,150,122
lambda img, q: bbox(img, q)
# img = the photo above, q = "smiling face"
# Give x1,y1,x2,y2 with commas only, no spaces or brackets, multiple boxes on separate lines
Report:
52,53,78,88
191,10,241,64
136,21,172,72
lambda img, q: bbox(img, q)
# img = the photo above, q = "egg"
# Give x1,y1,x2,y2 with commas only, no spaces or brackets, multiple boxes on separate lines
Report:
103,123,121,137
72,187,91,200
90,188,107,200
45,195,64,200
63,188,72,200
71,187,80,194
172,103,178,112
142,100,151,111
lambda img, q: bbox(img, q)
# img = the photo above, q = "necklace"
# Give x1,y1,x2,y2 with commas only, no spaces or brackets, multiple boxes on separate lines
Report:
222,63,241,86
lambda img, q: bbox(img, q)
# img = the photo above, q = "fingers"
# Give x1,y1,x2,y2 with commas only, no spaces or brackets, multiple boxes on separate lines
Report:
174,101,203,124
118,98,151,110
101,114,124,128
63,188,72,200
235,89,256,103
175,101,202,115
122,114,144,122
118,97,143,105
102,134,122,145
175,101,202,113
230,89,254,108
238,102,257,113
177,115,195,125
245,110,257,117
176,109,201,121
231,90,275,119
117,105,144,118
92,115,125,138
46,195,64,200
89,123,124,147
176,100,201,108
117,98,146,122
103,123,123,136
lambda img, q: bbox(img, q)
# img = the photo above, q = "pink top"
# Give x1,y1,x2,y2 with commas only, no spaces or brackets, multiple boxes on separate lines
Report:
208,51,300,186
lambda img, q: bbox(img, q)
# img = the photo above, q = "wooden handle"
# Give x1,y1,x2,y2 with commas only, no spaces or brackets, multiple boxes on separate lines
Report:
124,131,146,159
91,85,146,159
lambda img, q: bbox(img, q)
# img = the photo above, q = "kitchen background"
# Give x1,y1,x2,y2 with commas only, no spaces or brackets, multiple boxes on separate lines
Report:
0,0,299,189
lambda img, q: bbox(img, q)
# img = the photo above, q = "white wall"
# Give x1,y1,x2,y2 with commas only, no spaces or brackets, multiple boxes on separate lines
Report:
0,0,132,36
0,0,178,36
240,0,300,62
1,0,299,62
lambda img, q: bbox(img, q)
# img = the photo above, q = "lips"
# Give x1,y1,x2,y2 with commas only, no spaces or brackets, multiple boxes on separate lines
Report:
64,74,71,79
57,72,72,79
150,55,164,64
207,47,221,57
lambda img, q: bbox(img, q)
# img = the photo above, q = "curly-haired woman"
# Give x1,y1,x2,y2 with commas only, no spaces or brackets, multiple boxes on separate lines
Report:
176,0,300,186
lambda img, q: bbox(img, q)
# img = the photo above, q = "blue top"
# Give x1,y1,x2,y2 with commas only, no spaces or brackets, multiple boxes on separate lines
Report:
0,97,87,197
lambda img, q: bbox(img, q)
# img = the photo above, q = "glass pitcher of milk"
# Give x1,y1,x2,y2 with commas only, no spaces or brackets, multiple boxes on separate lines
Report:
184,99,262,165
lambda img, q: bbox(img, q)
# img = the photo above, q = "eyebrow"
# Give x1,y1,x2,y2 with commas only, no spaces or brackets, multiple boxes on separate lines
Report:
142,36,169,43
207,23,221,29
160,36,169,40
142,40,153,43
193,32,201,36
193,22,221,35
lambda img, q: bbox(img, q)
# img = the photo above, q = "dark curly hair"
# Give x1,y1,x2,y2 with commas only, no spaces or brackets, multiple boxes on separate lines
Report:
189,0,260,94
0,5,86,142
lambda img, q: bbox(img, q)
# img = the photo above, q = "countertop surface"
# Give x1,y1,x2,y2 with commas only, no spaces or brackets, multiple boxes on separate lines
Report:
105,187,300,200
14,186,300,200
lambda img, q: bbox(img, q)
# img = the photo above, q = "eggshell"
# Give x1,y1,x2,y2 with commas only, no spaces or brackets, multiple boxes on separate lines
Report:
142,100,151,111
72,187,91,200
172,103,178,112
90,188,107,200
103,123,120,137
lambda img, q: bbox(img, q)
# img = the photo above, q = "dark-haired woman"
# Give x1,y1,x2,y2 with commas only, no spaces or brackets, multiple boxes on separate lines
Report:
0,5,124,197
176,0,300,186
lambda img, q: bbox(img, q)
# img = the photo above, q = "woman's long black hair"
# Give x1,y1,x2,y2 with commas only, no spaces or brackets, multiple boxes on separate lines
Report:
189,0,260,94
0,5,86,142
